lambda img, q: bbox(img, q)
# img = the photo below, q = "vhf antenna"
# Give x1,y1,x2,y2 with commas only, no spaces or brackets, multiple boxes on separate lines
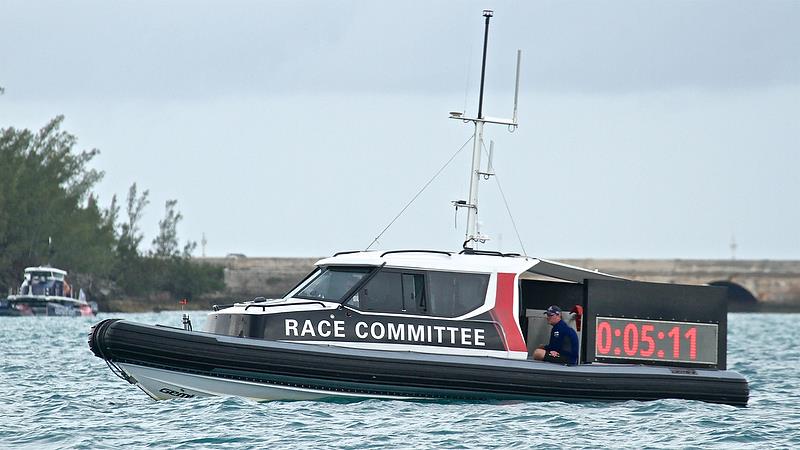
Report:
450,10,522,249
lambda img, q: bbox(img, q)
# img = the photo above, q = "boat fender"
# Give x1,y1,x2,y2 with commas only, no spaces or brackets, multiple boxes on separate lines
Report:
88,319,122,359
570,305,584,331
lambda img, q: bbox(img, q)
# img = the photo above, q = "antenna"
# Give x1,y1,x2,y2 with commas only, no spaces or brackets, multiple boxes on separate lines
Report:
485,140,495,179
477,9,493,119
512,49,521,125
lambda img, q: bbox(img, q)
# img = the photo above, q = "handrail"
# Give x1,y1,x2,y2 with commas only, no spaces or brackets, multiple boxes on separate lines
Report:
244,301,327,311
332,250,364,257
380,249,453,258
459,249,521,257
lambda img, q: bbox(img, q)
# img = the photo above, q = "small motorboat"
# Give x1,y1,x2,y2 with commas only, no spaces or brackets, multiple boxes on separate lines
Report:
88,10,748,406
5,266,94,317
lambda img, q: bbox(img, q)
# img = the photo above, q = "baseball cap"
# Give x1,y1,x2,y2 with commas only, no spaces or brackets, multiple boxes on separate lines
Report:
544,305,562,316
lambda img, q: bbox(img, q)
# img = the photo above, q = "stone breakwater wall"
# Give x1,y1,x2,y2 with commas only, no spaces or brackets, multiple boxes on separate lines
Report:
201,257,319,301
562,259,800,306
198,257,800,306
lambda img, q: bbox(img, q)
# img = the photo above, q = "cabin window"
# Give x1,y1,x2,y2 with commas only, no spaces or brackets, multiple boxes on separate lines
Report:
295,266,371,301
427,271,489,318
402,273,426,314
356,272,404,313
343,269,486,317
346,271,426,314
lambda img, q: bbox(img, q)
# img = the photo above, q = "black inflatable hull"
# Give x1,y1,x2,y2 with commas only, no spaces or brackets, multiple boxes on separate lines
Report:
88,319,749,405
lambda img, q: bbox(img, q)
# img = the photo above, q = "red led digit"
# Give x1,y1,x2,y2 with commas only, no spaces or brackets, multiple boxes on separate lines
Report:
597,321,612,355
685,327,697,360
668,326,680,359
623,323,638,356
640,324,655,357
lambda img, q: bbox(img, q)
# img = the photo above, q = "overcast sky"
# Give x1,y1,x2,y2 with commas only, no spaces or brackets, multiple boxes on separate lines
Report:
2,1,798,259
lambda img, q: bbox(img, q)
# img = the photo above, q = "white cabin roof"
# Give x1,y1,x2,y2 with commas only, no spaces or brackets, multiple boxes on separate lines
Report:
24,266,68,276
315,251,623,283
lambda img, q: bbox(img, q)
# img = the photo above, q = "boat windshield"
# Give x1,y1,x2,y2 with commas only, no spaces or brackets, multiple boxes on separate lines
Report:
294,266,372,302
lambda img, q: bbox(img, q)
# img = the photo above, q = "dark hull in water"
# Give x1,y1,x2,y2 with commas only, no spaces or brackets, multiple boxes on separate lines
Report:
5,296,94,316
88,319,749,406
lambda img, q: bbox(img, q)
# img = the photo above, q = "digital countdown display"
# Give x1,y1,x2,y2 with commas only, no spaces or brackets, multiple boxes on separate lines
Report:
594,317,719,365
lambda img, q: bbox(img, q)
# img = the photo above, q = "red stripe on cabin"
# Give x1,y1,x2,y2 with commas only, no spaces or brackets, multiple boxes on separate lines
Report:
491,272,527,352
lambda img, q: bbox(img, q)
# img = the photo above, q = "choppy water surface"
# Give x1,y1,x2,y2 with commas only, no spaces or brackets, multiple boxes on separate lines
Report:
1,313,798,449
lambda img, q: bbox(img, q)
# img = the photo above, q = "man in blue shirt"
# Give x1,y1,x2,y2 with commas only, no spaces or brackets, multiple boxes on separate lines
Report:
533,305,579,365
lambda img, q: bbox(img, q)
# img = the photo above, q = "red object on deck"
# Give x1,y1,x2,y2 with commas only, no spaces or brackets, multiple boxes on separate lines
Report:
571,305,584,331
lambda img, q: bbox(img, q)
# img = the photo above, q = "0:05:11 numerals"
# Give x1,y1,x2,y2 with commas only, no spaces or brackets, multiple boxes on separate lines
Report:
595,321,697,360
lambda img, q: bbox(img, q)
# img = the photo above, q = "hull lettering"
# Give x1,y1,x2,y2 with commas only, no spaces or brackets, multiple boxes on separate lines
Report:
284,318,488,347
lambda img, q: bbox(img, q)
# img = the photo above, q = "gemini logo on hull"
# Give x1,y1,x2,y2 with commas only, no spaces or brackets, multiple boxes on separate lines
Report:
159,387,195,398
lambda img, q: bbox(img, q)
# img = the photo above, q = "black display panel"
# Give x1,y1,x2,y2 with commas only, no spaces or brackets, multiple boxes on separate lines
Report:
584,279,727,369
594,317,718,365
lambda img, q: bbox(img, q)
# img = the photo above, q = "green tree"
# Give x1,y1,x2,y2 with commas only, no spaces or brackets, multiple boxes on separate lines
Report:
157,257,224,301
0,116,116,291
0,117,224,306
111,183,152,295
117,183,149,257
152,199,182,258
150,199,217,300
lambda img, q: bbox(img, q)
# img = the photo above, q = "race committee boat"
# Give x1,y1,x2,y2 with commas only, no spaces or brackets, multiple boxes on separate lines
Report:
88,10,749,406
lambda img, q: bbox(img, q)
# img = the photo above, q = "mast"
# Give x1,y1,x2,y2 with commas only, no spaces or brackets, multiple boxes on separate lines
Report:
462,10,492,250
451,10,521,250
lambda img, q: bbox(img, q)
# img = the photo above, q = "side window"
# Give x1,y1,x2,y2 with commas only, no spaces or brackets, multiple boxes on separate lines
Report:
347,271,427,314
401,273,426,314
427,271,489,318
349,271,403,313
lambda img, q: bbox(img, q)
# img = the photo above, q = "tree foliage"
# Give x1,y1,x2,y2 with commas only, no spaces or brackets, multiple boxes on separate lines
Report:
152,199,182,258
0,116,114,289
119,183,149,257
0,118,223,305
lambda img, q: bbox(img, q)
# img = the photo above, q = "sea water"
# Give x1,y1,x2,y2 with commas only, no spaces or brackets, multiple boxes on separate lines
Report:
0,313,798,449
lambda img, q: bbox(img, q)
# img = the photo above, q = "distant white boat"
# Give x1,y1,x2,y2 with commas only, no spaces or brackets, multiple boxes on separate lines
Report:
4,266,95,317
